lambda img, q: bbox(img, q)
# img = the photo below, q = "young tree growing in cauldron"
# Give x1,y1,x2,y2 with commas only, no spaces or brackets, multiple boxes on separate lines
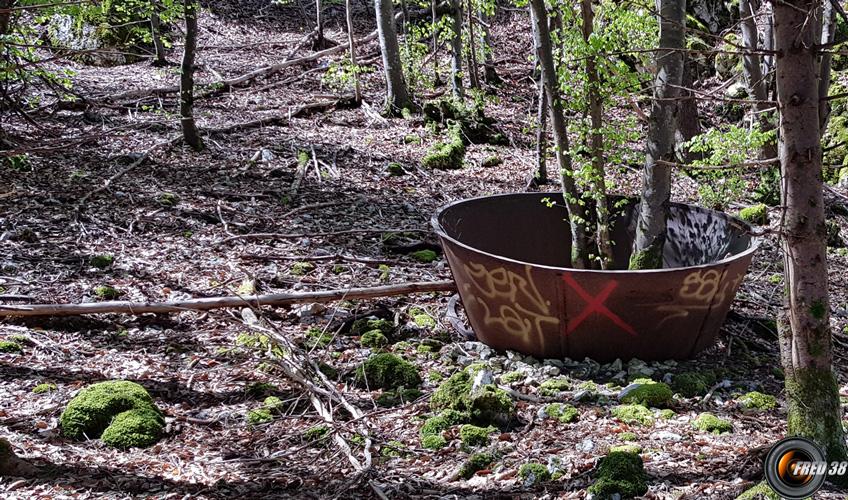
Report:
630,0,685,269
773,0,847,466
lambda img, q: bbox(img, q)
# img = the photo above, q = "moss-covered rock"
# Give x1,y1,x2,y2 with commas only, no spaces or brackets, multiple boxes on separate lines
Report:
420,409,467,437
410,249,439,263
360,330,389,348
469,385,515,425
350,318,395,337
410,307,436,328
380,440,407,457
303,425,330,445
290,261,315,276
539,377,571,396
672,371,715,397
736,481,780,500
619,431,637,441
738,204,768,225
157,192,180,207
588,451,648,499
610,444,642,454
519,462,551,484
0,341,23,354
422,124,466,170
611,404,654,426
658,409,676,419
60,380,163,448
375,387,422,407
459,424,496,448
500,371,524,384
247,408,273,425
543,403,579,423
421,434,447,450
33,383,57,394
94,285,121,300
738,391,777,411
355,353,421,390
481,155,503,168
620,380,673,407
693,412,733,434
403,134,422,144
459,452,495,479
431,370,473,412
387,162,406,176
90,254,114,269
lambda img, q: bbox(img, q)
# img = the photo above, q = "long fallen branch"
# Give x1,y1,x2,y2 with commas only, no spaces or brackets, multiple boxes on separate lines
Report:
0,281,457,317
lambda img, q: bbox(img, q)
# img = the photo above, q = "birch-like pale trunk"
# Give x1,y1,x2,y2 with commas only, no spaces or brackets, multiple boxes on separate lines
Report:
630,0,685,269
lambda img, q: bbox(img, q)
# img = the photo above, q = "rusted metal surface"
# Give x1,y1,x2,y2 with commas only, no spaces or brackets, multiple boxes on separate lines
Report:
432,193,759,361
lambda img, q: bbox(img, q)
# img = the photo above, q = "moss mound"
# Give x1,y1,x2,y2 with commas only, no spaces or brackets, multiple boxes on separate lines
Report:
33,383,57,394
739,204,768,225
620,381,673,407
738,391,777,411
693,412,733,434
422,126,466,170
431,370,473,412
459,452,495,479
410,249,439,263
375,387,421,407
355,353,421,390
736,481,780,499
459,424,496,448
672,371,715,397
544,403,579,423
519,462,551,484
360,330,389,349
60,380,163,448
588,451,648,499
431,368,515,425
539,377,571,396
420,409,467,437
0,341,23,354
469,385,515,425
350,318,395,337
94,285,121,300
421,434,447,450
90,254,114,269
611,404,654,426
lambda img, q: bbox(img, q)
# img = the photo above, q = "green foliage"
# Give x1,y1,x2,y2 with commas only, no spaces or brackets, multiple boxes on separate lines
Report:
322,59,372,92
355,353,421,390
588,451,648,499
543,403,579,423
539,377,571,396
410,249,439,263
672,371,716,397
0,341,23,354
303,425,330,445
459,452,495,479
459,424,496,448
421,434,447,450
60,380,163,448
620,381,673,408
611,404,654,426
738,391,777,411
519,462,551,484
360,330,389,349
736,482,780,500
753,167,781,207
693,412,733,434
350,318,395,337
738,204,768,225
33,383,57,394
247,408,273,425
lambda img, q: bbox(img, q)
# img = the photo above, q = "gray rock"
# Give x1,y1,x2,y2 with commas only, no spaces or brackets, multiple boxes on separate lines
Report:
572,389,593,402
611,371,628,383
543,358,564,368
506,350,522,361
651,431,683,442
295,303,327,318
627,358,655,378
471,370,494,393
456,355,475,367
617,382,645,401
607,358,623,372
539,365,561,377
523,355,539,366
577,438,595,452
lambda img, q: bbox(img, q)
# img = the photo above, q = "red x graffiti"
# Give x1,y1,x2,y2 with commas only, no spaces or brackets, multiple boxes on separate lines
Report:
562,274,637,337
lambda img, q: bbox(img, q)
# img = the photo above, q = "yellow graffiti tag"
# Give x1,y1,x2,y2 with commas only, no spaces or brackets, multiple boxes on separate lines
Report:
654,270,744,327
461,262,560,351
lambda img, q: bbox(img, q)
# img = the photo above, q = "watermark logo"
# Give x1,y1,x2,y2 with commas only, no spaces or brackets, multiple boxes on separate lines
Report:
763,437,848,499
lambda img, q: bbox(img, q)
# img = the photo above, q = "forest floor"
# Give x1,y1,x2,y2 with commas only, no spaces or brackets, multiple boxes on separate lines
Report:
3,1,848,498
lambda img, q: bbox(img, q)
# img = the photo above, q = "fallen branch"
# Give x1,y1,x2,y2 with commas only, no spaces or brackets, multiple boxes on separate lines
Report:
217,227,429,245
0,281,457,317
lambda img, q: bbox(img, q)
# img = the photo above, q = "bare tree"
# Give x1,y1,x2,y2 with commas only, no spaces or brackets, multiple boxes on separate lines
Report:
818,0,837,131
739,0,776,160
529,6,547,185
150,3,169,67
449,0,464,98
345,0,361,103
528,0,592,268
630,0,685,269
315,0,325,48
774,0,847,463
481,8,500,84
375,0,413,114
466,0,480,89
180,0,203,151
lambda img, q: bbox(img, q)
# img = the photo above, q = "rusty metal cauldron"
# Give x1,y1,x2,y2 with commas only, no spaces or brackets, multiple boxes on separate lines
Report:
432,193,760,362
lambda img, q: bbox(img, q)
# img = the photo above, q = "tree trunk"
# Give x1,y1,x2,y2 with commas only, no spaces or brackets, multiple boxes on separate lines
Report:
739,0,776,160
774,0,847,465
481,8,500,84
375,0,413,114
315,0,325,48
630,0,685,270
819,0,836,132
535,76,548,184
431,0,442,86
449,0,464,98
466,0,480,89
580,0,614,268
345,0,361,103
180,0,203,151
150,7,168,67
528,0,592,268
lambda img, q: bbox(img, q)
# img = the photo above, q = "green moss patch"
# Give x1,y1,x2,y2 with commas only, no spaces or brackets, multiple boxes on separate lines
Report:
431,370,473,412
381,440,407,457
620,380,673,407
375,387,422,407
0,341,23,354
90,254,114,269
431,368,514,426
693,412,733,434
422,129,466,170
736,481,780,500
459,424,496,448
619,432,637,441
60,380,163,449
738,204,768,225
350,318,395,337
738,391,777,411
410,307,437,328
421,434,447,450
500,371,523,384
539,377,571,397
33,383,57,394
94,285,121,300
611,404,654,426
420,409,467,437
355,353,421,390
410,249,439,263
519,462,551,484
459,452,495,479
588,451,648,499
290,261,315,276
303,425,330,446
360,330,389,349
387,162,406,176
610,444,642,454
481,155,503,168
671,371,715,398
543,403,579,423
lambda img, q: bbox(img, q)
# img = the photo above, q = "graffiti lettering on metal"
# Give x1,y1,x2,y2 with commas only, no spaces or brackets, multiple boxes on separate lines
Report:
461,262,560,348
654,269,745,326
561,274,637,337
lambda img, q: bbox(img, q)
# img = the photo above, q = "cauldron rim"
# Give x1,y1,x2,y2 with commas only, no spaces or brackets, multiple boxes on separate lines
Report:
431,191,761,274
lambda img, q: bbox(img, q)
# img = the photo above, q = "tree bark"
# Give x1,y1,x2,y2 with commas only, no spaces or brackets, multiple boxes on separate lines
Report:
819,0,836,132
180,0,203,151
739,0,776,160
580,0,614,268
481,8,500,84
774,0,847,465
448,0,464,98
466,0,480,89
375,0,413,114
345,0,361,102
527,0,592,268
315,0,325,48
150,7,168,67
630,0,685,270
535,76,548,184
431,0,442,86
